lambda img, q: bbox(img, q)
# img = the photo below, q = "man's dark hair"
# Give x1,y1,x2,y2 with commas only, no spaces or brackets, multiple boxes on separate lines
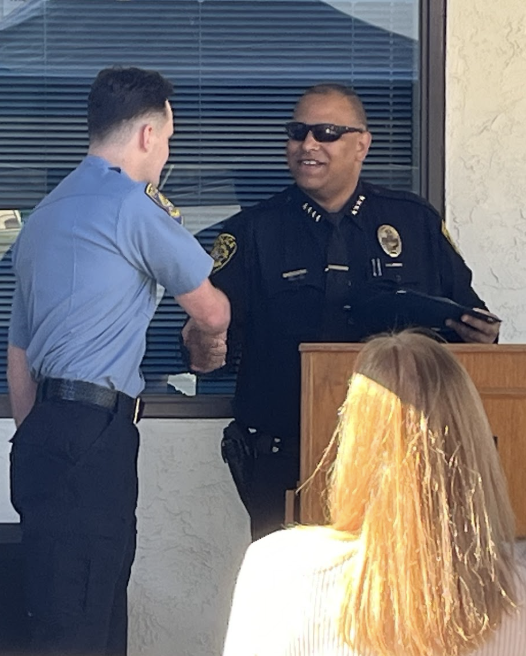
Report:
87,66,174,142
299,83,368,129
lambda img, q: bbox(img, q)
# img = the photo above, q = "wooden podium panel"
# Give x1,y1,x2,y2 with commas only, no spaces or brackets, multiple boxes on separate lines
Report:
299,343,526,537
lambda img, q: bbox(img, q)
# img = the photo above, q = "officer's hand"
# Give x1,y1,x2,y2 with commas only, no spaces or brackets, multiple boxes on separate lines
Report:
445,308,501,344
182,320,227,373
191,332,227,373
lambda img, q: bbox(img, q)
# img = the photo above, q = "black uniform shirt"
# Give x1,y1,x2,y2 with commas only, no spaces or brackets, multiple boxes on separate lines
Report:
209,180,485,442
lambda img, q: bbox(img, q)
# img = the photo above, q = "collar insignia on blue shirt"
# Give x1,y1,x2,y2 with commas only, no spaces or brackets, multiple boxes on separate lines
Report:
145,183,183,224
377,224,402,257
211,233,237,272
441,221,463,257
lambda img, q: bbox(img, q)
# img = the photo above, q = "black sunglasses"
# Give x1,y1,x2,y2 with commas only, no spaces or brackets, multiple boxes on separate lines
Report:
285,121,366,143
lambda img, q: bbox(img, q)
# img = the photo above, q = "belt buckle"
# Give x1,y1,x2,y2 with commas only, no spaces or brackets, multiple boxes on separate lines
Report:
133,397,142,424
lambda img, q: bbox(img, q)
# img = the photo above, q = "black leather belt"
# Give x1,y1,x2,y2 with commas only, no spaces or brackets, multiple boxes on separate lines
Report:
37,378,143,424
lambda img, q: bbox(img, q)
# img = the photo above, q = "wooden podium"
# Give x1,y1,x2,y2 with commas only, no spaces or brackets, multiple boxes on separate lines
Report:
298,343,526,537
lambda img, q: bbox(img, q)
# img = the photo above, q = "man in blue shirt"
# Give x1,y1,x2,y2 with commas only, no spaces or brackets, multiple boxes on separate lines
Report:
8,66,229,654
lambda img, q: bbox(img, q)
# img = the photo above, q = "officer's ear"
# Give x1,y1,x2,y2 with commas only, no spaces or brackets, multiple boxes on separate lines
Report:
356,131,372,163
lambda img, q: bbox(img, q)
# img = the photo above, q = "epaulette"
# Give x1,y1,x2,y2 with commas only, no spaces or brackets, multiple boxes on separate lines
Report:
227,186,294,228
144,183,182,224
362,181,439,214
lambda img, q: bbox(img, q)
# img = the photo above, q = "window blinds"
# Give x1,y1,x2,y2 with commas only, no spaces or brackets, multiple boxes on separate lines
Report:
0,0,419,396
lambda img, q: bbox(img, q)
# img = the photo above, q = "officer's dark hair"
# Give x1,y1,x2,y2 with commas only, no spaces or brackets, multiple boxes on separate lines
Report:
298,83,368,130
87,66,174,142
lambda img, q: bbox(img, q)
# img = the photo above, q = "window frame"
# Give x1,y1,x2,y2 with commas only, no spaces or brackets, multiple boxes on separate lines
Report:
0,0,446,420
419,0,446,216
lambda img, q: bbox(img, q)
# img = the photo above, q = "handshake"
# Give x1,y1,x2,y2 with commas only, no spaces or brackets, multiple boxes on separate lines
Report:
182,318,228,373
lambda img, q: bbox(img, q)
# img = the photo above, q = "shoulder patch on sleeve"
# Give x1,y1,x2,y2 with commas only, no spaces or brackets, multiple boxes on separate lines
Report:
211,233,237,272
441,221,463,257
144,183,183,224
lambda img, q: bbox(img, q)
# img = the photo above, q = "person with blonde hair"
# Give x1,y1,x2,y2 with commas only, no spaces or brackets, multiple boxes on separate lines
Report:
222,331,526,656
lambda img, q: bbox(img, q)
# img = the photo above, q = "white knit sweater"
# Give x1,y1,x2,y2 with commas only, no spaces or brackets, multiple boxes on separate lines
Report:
223,527,526,656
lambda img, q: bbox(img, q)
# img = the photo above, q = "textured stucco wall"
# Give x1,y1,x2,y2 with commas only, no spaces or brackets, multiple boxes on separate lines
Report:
446,0,526,342
128,419,250,656
0,420,17,522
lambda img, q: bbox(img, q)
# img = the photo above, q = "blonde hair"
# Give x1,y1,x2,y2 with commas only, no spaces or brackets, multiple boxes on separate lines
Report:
326,331,517,656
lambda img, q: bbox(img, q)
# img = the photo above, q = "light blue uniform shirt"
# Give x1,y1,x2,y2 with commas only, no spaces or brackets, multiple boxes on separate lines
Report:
9,155,213,397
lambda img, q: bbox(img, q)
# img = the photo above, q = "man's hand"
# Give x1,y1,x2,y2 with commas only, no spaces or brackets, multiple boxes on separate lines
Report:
445,308,501,344
182,319,228,373
7,344,37,428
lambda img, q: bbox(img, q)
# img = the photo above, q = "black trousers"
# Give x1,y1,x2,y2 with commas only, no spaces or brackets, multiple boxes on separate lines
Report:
222,422,299,541
10,397,139,655
246,449,299,540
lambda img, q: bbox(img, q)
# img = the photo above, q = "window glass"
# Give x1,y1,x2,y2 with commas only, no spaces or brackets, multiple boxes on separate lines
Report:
0,0,420,397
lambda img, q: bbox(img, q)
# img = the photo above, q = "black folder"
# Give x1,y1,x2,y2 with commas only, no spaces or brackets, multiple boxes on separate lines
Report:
349,288,500,337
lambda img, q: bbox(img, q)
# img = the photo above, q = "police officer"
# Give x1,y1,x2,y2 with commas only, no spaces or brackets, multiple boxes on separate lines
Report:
182,83,499,541
8,67,229,654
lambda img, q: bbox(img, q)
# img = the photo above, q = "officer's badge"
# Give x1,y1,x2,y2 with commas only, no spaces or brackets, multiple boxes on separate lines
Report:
377,224,402,258
145,183,182,224
441,221,463,256
211,233,237,272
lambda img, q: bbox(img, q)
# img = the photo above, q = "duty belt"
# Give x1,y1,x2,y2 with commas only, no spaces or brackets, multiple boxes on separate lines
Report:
244,426,299,457
37,378,143,424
